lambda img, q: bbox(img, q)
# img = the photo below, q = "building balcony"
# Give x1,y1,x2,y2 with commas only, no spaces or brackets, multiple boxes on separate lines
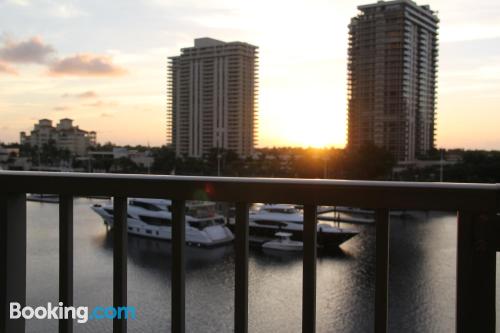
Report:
0,171,499,333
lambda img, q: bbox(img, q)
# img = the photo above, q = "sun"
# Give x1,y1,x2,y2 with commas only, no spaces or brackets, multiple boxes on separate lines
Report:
286,114,344,148
258,88,347,148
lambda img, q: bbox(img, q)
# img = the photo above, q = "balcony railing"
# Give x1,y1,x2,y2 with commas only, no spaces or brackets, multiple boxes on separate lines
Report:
0,170,499,333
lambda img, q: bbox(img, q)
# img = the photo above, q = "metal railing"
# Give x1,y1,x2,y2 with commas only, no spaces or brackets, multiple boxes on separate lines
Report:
0,171,498,333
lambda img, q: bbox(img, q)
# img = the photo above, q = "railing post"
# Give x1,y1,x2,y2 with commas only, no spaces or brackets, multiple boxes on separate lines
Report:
302,204,317,333
0,193,27,333
456,211,496,333
172,199,186,333
375,209,390,333
113,197,128,333
234,202,249,333
59,195,73,333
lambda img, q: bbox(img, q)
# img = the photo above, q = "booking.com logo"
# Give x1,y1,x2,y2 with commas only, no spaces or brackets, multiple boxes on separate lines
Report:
10,302,136,324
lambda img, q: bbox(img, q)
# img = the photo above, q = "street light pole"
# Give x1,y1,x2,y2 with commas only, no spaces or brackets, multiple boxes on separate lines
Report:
217,153,222,177
323,156,328,179
439,149,444,182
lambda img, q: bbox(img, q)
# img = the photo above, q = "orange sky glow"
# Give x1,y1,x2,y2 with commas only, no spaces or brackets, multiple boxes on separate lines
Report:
1,0,500,149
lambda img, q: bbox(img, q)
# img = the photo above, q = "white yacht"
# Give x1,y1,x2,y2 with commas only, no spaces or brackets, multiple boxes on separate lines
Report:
262,232,303,251
91,198,234,247
239,204,358,249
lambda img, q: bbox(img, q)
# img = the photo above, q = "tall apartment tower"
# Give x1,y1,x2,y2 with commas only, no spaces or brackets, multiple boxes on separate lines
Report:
167,38,258,158
347,0,438,161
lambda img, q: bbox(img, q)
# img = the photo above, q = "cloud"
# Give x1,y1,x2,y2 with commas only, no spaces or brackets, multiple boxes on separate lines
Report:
84,100,118,108
0,36,55,64
4,0,87,18
52,106,71,111
48,54,126,77
100,112,113,118
51,3,86,18
4,0,30,6
0,60,17,75
0,35,128,77
78,90,98,98
62,90,98,99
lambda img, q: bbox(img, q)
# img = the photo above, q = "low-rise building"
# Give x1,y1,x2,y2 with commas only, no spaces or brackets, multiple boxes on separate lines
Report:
88,148,154,170
0,146,10,162
20,118,96,156
0,145,27,170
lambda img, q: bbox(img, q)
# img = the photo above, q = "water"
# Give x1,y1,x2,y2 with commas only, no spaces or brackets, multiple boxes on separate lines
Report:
24,198,499,332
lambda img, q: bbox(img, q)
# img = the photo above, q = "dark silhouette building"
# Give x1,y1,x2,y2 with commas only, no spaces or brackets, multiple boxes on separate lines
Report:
347,0,438,161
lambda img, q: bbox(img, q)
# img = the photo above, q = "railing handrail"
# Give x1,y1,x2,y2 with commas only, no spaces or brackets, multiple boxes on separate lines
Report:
0,170,499,188
1,170,498,333
1,171,498,211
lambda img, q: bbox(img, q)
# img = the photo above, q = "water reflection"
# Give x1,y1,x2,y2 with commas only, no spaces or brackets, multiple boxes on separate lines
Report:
24,199,500,333
96,230,233,272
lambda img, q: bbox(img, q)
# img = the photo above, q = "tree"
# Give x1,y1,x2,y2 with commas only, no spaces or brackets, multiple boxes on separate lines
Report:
110,157,143,173
338,144,395,180
151,146,176,174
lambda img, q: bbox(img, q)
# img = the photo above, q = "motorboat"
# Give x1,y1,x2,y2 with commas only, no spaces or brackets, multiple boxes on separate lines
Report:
91,198,234,247
262,232,303,251
230,204,358,249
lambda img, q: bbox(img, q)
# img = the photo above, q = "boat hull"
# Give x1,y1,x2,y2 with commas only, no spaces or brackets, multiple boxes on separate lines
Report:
262,242,303,251
228,223,357,249
91,206,234,247
124,226,234,248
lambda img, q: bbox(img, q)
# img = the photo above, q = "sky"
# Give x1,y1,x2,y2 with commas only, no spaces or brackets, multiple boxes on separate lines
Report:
0,0,499,149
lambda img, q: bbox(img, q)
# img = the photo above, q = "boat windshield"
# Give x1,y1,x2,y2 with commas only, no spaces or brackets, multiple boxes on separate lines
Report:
129,200,163,211
186,204,216,218
253,219,288,228
188,218,225,230
139,215,171,226
264,207,297,214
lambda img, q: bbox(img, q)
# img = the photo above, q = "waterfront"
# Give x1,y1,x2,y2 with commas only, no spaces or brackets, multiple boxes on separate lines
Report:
26,198,499,332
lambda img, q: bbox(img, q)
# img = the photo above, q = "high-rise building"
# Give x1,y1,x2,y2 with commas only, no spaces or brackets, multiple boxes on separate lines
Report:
167,37,258,158
347,0,438,161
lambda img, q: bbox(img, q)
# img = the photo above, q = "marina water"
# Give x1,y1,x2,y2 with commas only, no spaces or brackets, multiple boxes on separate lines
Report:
26,198,500,332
